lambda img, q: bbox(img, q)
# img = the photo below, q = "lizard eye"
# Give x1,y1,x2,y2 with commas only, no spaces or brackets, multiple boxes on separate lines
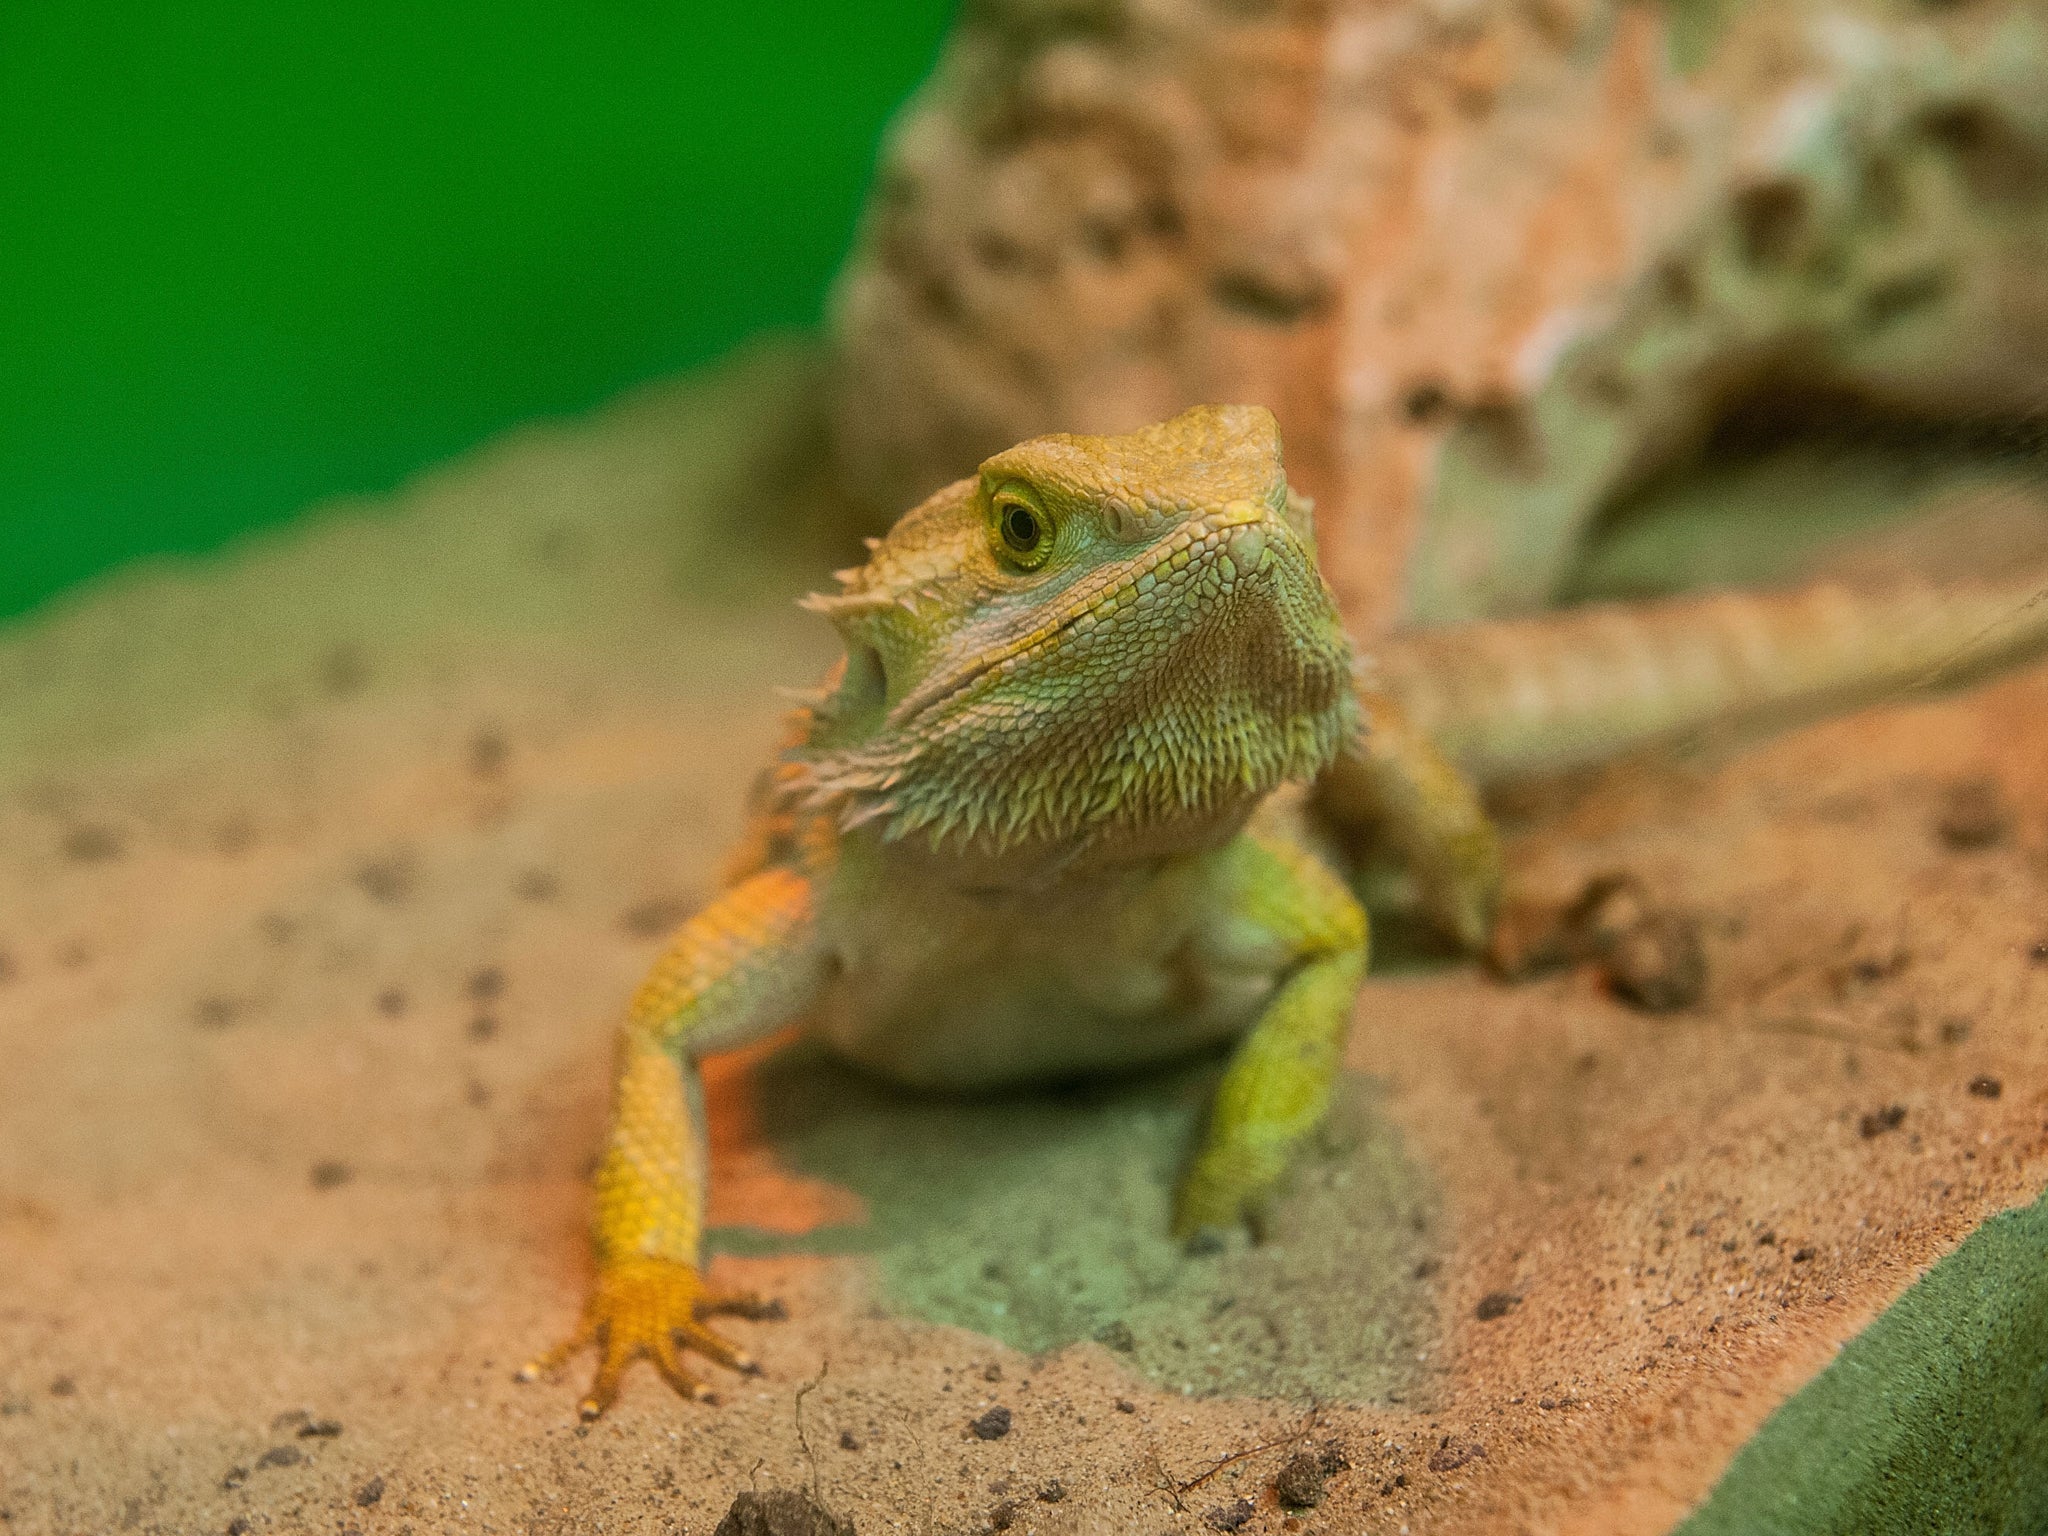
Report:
991,490,1053,568
1001,501,1042,553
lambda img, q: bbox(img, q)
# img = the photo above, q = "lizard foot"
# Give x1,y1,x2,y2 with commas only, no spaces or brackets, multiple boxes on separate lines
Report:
1170,1150,1274,1249
1414,815,1502,957
518,1256,770,1419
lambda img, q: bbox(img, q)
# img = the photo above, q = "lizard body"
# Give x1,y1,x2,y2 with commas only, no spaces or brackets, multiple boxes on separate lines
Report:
526,404,2048,1417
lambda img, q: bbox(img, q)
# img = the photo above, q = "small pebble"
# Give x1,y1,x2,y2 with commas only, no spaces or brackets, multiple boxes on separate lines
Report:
1474,1291,1519,1321
193,997,241,1029
1275,1450,1329,1509
469,729,509,778
968,1405,1011,1441
710,1487,852,1536
256,1445,302,1469
355,859,411,905
355,1475,385,1507
310,1161,353,1190
1427,1437,1486,1473
1203,1498,1255,1532
1969,1075,2003,1099
1859,1104,1906,1138
1404,381,1451,423
62,824,123,862
1934,778,2010,850
1092,1320,1136,1353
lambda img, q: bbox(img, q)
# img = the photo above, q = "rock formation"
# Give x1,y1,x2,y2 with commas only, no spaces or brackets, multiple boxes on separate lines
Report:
831,0,2048,629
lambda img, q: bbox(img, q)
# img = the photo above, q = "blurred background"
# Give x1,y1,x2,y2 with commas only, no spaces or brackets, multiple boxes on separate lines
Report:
0,0,952,622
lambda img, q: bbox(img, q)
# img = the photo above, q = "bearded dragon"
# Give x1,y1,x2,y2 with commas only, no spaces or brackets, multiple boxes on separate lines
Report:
521,404,2048,1417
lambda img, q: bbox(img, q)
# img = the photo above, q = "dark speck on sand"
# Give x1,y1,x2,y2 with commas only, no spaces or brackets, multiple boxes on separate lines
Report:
354,859,412,905
62,824,124,862
1203,1497,1255,1531
1859,1104,1906,1138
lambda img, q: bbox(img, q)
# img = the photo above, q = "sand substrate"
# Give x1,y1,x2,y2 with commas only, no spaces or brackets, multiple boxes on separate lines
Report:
2,345,2044,1535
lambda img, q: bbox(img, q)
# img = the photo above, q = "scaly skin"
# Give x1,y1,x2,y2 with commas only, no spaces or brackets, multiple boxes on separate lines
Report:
524,403,1500,1416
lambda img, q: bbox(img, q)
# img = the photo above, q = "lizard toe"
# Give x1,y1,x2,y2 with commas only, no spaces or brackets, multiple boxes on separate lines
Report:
695,1285,786,1321
526,1256,776,1417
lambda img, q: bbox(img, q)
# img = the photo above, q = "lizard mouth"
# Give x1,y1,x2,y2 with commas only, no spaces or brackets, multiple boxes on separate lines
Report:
887,501,1281,729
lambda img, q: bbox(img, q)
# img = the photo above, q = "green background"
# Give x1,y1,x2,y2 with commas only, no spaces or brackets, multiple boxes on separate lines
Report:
0,1,953,622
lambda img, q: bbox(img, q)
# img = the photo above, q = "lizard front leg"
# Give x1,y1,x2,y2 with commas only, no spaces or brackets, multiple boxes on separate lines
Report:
522,862,828,1417
1173,830,1368,1240
1315,685,1501,953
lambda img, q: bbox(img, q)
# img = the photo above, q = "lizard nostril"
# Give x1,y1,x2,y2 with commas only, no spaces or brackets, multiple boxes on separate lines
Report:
1103,499,1142,542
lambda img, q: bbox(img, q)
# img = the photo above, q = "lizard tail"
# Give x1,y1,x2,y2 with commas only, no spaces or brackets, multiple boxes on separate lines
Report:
1371,570,2048,786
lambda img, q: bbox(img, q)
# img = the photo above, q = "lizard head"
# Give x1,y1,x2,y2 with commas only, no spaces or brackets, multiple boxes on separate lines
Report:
792,404,1357,866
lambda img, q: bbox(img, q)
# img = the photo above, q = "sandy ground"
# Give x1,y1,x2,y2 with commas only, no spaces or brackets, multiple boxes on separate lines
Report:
2,346,2044,1535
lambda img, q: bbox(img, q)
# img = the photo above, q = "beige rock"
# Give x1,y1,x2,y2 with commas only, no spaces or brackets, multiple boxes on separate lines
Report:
831,0,2048,630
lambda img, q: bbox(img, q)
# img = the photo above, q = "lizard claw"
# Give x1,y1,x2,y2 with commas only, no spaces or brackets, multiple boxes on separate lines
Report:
519,1256,773,1418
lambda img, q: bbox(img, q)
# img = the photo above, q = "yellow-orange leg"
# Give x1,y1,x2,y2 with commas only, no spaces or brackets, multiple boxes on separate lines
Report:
521,862,828,1418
